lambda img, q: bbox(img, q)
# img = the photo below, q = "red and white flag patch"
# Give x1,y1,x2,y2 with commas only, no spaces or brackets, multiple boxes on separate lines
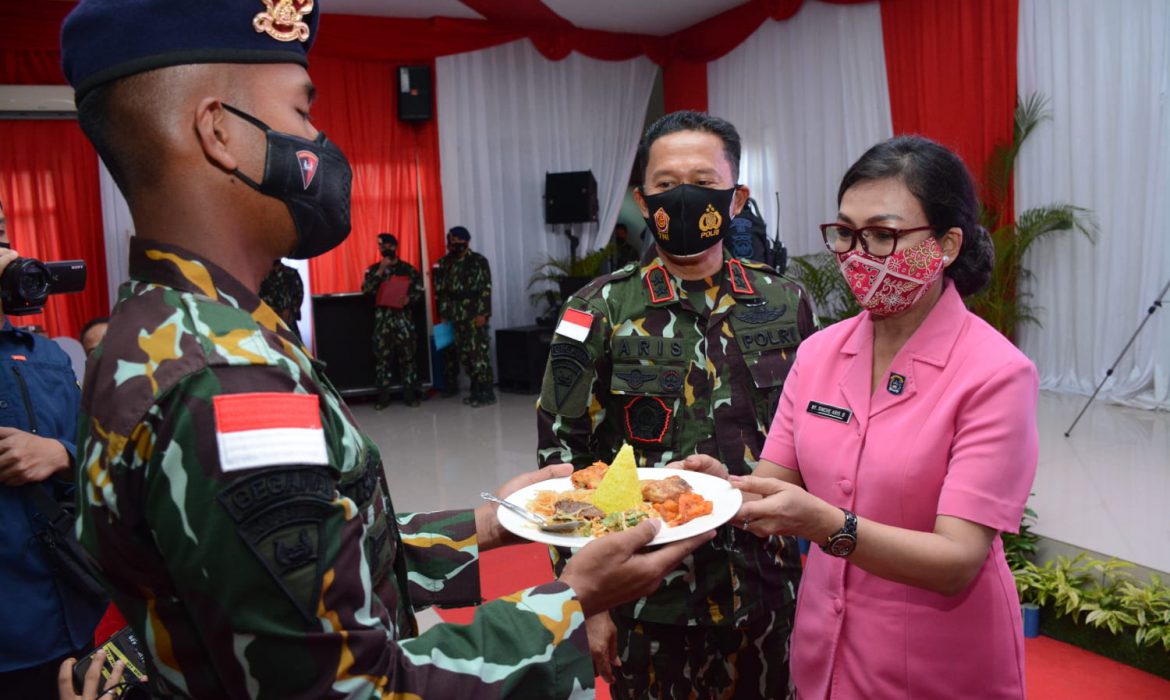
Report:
556,307,593,343
213,393,328,473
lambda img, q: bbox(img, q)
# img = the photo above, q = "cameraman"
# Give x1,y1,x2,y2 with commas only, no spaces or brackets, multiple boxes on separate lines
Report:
0,200,105,700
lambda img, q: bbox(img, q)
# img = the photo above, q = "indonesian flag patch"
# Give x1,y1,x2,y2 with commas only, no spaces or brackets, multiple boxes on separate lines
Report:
556,307,593,343
213,393,329,473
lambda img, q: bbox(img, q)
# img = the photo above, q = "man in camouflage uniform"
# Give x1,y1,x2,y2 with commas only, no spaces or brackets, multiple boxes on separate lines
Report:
538,111,817,699
434,225,495,406
61,2,707,697
362,233,424,409
608,222,641,269
258,257,303,336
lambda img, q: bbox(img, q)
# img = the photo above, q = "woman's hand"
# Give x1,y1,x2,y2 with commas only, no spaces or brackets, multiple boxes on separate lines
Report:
666,454,729,480
732,474,841,542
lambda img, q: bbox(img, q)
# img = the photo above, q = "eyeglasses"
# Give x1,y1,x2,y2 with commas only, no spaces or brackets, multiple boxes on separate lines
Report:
818,223,936,259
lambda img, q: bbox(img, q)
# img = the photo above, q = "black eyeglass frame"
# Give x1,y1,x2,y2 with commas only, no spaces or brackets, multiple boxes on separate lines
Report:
818,223,938,259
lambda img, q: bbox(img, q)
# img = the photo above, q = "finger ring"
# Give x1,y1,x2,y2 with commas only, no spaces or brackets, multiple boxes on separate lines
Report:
742,518,752,527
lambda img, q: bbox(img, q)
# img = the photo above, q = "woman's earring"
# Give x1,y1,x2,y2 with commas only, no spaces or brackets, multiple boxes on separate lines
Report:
942,255,951,264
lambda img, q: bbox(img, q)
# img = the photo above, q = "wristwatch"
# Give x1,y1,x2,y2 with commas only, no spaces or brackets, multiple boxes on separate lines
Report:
820,508,858,557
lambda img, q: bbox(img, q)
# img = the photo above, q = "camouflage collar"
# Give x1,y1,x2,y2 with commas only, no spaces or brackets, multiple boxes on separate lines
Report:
127,238,298,343
128,238,262,309
642,249,756,307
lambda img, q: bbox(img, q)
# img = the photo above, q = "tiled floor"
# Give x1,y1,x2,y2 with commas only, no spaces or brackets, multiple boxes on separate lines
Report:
356,388,1170,574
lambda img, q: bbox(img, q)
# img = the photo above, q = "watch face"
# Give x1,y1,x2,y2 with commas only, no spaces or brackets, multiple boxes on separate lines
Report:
828,535,856,557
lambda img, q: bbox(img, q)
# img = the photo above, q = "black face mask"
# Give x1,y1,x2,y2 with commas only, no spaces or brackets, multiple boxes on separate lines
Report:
448,242,468,255
224,104,353,259
380,246,397,259
640,184,738,257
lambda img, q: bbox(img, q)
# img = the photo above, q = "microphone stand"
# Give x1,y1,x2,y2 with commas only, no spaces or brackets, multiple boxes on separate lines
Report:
1065,276,1170,437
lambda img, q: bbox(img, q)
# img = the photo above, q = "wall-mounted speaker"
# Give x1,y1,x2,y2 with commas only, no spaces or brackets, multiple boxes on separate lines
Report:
397,65,432,122
544,170,598,224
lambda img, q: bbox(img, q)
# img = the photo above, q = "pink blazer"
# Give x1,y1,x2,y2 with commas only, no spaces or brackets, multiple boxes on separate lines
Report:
762,282,1038,699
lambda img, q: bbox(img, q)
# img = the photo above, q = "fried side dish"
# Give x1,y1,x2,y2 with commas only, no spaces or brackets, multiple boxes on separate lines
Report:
641,475,693,504
571,461,609,490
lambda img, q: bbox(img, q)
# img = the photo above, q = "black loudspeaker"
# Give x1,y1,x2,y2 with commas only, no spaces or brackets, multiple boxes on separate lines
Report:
312,293,431,397
544,171,598,224
495,325,554,393
397,65,432,122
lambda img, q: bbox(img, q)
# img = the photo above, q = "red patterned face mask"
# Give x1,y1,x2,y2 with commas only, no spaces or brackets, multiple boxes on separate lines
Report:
836,236,945,316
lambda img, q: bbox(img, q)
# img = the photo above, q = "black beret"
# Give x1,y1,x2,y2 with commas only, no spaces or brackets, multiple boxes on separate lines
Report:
377,233,398,246
448,226,471,241
62,0,320,103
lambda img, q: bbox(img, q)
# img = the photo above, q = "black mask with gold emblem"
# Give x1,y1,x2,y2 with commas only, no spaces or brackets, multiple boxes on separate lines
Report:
640,184,737,257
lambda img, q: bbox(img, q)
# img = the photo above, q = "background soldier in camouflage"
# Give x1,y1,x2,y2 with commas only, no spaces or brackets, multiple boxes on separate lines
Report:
434,225,496,406
61,2,707,697
362,233,424,408
538,111,818,700
258,257,303,336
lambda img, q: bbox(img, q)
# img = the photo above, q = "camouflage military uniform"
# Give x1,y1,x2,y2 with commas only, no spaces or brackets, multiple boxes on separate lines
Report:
362,259,424,398
77,239,593,699
537,250,817,699
257,260,303,328
434,249,494,402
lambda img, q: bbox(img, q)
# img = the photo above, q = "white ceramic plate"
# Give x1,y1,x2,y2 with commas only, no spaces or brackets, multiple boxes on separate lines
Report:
497,468,742,548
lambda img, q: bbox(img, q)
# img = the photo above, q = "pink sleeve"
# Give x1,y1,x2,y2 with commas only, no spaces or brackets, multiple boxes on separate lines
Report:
937,357,1039,533
760,351,800,472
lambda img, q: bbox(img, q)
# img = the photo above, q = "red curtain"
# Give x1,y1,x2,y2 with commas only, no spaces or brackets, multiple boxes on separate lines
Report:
0,120,109,338
306,57,446,295
880,0,1019,210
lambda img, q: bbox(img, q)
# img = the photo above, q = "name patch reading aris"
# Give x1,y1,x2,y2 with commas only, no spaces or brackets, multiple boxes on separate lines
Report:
807,401,852,424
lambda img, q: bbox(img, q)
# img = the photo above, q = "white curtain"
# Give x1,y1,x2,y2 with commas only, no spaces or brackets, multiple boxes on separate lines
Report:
1016,0,1170,409
707,1,893,258
98,160,132,310
436,40,656,329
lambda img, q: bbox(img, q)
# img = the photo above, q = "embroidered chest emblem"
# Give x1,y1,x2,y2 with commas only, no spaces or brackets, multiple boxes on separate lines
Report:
254,0,315,43
732,298,785,325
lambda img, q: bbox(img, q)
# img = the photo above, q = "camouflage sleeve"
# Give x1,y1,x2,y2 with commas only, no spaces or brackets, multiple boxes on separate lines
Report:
90,365,591,698
407,265,424,306
397,509,480,608
536,295,618,469
474,255,492,318
361,263,384,295
434,263,451,319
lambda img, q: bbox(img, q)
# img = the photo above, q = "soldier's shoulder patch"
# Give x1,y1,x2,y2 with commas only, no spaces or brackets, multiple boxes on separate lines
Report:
217,465,335,623
539,341,596,419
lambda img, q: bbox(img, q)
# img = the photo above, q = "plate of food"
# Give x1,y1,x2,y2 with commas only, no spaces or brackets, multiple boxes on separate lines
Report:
496,445,742,548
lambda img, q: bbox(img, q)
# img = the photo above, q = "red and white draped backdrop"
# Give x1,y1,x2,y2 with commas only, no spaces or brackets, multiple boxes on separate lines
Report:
0,0,1015,334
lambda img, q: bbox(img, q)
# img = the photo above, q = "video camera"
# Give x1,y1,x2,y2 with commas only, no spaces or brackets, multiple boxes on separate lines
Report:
0,251,86,315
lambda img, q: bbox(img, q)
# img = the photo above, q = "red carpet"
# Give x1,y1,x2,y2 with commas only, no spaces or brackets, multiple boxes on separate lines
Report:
433,543,1170,700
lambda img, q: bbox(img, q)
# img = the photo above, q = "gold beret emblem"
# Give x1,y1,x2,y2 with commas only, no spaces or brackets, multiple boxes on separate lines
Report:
254,0,314,43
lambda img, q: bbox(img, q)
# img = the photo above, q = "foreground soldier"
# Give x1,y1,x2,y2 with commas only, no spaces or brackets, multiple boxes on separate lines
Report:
62,2,707,697
538,111,817,698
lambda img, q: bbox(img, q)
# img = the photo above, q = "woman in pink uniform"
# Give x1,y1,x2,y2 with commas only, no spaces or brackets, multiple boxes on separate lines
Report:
679,136,1038,698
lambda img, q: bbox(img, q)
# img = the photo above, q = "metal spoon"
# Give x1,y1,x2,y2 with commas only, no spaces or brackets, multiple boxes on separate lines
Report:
480,492,583,533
